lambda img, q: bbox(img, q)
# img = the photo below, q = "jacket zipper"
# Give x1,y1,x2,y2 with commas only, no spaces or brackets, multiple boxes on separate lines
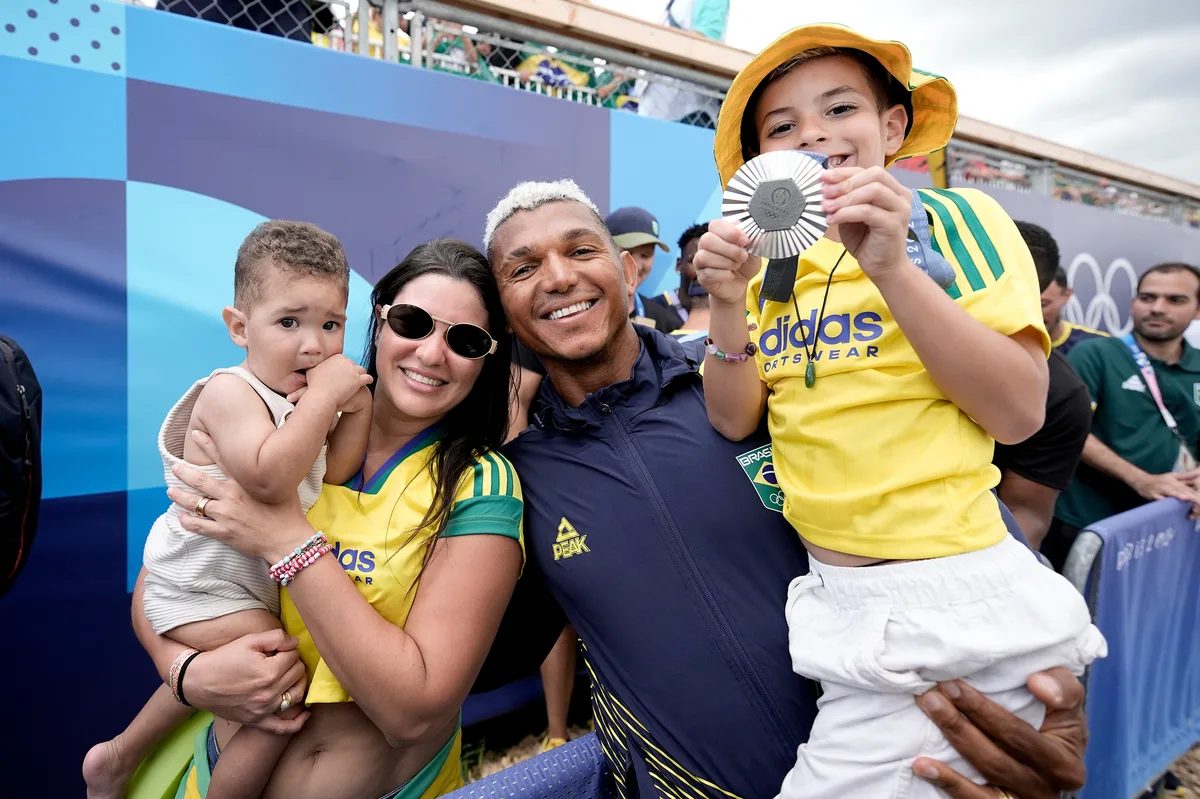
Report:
603,404,798,757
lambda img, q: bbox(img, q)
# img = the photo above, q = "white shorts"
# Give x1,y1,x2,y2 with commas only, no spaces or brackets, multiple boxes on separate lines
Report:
777,535,1107,799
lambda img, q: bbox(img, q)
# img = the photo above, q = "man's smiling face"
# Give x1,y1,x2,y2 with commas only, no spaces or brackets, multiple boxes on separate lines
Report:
491,200,637,363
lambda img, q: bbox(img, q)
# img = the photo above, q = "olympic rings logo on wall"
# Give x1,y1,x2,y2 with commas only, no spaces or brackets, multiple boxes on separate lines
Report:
1062,253,1139,337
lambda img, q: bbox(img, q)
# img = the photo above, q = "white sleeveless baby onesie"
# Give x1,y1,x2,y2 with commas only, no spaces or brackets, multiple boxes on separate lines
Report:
142,366,326,634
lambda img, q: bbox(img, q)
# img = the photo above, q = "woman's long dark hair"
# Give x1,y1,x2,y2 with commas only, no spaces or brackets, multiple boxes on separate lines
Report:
363,238,513,572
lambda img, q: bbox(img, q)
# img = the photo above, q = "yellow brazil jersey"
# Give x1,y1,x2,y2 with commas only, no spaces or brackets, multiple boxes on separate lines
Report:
747,187,1050,560
281,425,524,704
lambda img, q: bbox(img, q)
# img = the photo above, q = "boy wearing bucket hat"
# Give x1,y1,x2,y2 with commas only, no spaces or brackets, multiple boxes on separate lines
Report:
694,25,1107,799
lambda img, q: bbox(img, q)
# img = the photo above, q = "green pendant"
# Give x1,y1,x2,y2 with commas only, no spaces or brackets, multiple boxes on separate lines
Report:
804,361,816,388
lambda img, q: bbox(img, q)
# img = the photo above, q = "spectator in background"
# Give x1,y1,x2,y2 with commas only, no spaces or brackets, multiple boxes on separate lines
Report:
634,0,730,127
605,207,683,332
1041,267,1107,354
1048,262,1200,571
652,223,707,323
1027,217,1107,354
992,222,1093,550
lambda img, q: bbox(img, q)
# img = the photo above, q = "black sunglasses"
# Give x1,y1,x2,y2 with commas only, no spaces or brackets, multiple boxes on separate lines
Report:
379,304,497,360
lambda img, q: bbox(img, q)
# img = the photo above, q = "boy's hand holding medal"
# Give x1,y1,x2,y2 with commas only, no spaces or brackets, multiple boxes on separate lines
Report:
820,164,916,285
693,220,759,306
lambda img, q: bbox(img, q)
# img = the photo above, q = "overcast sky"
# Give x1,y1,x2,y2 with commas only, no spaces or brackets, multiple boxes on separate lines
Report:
592,0,1200,185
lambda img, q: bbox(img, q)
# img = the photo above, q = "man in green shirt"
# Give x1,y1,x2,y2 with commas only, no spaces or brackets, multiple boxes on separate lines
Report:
1047,262,1200,570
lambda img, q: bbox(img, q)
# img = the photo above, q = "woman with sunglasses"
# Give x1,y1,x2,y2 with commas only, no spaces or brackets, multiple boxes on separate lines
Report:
126,239,521,799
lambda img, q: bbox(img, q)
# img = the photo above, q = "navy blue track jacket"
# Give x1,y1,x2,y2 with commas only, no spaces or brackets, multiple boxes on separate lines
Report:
480,326,1031,798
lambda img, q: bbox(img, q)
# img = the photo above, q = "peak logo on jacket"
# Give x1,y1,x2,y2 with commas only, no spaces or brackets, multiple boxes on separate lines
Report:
553,517,590,561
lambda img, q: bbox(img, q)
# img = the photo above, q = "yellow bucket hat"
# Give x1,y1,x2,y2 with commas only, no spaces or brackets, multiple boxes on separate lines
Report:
714,23,958,187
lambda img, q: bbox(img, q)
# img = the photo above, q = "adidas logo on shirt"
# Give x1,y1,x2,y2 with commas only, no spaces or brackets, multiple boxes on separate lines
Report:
1122,374,1147,393
553,517,590,561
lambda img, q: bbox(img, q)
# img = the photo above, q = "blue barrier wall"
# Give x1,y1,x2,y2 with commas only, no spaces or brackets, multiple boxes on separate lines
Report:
3,2,1200,796
0,4,718,794
1078,499,1200,798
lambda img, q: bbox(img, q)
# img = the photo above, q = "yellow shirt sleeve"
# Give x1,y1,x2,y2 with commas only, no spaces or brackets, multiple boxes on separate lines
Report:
444,451,526,567
918,188,1051,356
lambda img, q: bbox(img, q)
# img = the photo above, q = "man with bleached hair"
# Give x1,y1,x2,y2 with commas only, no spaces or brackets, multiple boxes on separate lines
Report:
474,178,1092,799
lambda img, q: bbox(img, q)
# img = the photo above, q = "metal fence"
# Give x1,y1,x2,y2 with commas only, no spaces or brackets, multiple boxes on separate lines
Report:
123,0,1198,222
947,141,1039,195
1053,165,1177,224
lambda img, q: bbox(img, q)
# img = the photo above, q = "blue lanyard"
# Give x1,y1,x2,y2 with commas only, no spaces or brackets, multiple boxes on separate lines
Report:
633,294,645,318
907,192,956,290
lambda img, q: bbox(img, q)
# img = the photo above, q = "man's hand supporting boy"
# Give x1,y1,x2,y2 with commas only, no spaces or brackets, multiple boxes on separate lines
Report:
823,166,1048,444
914,669,1088,798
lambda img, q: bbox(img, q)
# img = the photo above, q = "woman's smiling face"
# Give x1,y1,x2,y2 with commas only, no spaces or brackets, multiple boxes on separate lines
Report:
372,273,489,426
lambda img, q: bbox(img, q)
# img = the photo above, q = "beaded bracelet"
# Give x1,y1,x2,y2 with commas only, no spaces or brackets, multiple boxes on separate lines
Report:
168,647,201,705
275,544,333,586
705,338,758,363
269,532,329,584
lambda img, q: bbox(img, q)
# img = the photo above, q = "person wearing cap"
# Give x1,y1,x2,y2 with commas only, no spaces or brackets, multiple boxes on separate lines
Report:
605,206,684,333
693,25,1106,798
478,177,1090,799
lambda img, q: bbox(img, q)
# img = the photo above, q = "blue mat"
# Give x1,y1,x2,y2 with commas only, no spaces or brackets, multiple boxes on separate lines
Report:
448,734,614,799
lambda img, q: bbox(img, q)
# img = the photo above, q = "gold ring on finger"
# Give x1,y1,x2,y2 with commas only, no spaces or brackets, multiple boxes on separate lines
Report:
994,790,1017,799
195,497,211,517
280,691,292,712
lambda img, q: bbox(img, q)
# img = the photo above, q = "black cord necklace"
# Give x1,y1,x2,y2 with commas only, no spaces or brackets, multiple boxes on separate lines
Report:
790,247,848,388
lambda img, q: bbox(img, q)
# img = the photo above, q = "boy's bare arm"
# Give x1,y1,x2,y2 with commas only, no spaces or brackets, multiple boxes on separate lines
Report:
822,167,1047,444
323,386,373,485
196,374,336,504
872,265,1048,444
695,221,770,441
704,296,769,441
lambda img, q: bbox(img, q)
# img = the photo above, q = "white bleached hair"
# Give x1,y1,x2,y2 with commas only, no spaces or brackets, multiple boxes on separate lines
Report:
482,179,601,257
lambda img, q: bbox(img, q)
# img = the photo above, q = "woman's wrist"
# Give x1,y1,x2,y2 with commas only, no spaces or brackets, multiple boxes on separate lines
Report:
263,519,322,565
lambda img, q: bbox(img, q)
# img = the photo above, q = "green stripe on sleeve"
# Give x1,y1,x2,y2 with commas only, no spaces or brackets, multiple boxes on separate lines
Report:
442,495,523,540
921,192,985,292
498,455,515,498
916,190,964,298
485,453,501,495
471,460,484,497
930,189,1005,281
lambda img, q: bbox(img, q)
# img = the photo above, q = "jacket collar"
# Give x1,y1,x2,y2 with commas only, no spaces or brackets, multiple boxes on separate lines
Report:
531,325,701,432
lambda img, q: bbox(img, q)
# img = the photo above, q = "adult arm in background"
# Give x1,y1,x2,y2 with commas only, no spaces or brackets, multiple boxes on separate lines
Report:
169,430,524,746
507,364,543,442
130,568,310,733
994,352,1093,549
1066,340,1200,508
471,558,569,693
507,341,546,441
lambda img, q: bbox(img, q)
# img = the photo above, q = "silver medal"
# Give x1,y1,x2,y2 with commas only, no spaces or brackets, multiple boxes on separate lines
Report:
721,150,829,260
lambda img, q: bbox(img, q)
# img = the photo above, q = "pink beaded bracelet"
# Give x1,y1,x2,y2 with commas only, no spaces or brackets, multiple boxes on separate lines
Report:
269,532,328,583
274,544,332,586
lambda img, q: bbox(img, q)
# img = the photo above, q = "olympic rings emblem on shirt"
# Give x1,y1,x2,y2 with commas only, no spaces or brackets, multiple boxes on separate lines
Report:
1062,253,1138,337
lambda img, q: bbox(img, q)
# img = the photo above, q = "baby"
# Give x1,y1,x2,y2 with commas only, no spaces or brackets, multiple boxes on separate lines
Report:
84,220,373,799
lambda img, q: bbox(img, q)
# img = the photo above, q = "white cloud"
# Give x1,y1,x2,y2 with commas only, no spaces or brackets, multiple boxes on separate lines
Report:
591,0,1200,185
